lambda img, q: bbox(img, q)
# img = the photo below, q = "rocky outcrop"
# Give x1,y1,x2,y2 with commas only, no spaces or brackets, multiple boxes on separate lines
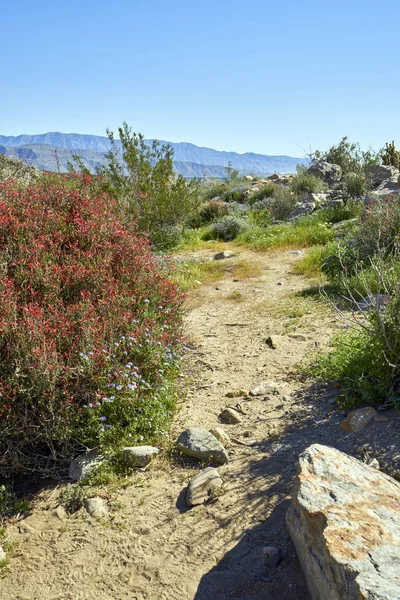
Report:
365,164,400,190
287,444,400,600
306,161,342,184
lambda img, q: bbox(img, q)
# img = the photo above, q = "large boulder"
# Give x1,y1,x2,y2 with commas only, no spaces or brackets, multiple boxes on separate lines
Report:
287,444,400,600
306,161,342,184
365,164,400,190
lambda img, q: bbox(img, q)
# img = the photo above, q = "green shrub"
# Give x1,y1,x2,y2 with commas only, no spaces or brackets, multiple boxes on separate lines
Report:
289,165,324,194
97,122,200,249
268,187,299,220
198,199,230,223
239,214,335,249
0,174,185,477
310,136,378,176
203,216,246,241
343,172,366,198
247,184,277,204
380,141,400,170
221,185,248,203
353,194,400,261
311,327,393,408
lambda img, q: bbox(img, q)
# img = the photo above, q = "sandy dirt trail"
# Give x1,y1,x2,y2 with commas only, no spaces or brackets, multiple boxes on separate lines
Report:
3,248,399,600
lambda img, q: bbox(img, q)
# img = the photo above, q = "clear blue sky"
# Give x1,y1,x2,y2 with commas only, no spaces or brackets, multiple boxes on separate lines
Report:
1,0,399,156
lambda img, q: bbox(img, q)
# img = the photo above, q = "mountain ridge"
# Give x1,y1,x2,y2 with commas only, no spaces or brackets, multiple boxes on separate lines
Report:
0,132,309,177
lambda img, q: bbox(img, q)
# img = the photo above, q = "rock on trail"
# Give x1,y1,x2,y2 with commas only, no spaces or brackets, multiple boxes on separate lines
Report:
287,444,400,600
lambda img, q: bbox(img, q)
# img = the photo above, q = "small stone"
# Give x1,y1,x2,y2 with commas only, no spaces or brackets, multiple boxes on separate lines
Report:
175,427,229,465
250,381,278,396
277,282,284,286
69,450,105,482
289,334,307,342
0,547,6,563
219,408,242,424
288,250,303,256
209,428,231,448
265,336,277,349
213,251,234,260
120,446,159,468
374,414,389,422
262,546,281,568
55,505,68,521
339,406,377,433
83,497,108,519
225,389,249,398
186,467,223,506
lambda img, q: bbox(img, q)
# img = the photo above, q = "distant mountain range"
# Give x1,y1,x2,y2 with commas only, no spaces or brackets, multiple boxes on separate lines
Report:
0,132,309,178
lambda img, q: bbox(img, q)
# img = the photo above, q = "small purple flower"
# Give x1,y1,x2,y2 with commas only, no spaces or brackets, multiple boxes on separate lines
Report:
88,402,93,408
100,416,106,421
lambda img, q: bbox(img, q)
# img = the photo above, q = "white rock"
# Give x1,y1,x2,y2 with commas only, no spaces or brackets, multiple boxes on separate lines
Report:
209,427,232,448
249,381,278,396
83,497,108,519
219,408,242,424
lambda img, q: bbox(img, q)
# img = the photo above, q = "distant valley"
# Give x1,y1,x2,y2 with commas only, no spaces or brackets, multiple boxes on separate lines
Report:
0,132,309,178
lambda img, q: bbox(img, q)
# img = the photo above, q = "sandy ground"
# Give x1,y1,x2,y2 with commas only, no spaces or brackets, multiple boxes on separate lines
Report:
2,248,399,600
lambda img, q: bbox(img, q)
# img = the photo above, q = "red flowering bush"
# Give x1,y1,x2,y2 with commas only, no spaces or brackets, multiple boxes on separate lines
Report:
0,173,185,477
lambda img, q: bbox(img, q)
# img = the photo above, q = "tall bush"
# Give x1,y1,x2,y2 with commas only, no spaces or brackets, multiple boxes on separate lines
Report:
98,122,200,248
0,174,185,477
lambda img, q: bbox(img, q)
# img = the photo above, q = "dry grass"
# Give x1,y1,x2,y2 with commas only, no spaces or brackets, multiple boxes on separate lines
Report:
175,257,262,291
225,290,245,302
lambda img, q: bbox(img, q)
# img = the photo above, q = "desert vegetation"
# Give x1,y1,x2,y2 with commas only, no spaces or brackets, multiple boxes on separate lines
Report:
0,130,399,491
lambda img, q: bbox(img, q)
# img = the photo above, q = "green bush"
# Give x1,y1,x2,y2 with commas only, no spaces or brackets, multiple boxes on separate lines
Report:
343,172,366,198
203,216,246,241
289,165,324,194
198,199,230,223
247,184,277,204
268,187,299,220
310,136,378,176
239,214,335,249
97,122,200,249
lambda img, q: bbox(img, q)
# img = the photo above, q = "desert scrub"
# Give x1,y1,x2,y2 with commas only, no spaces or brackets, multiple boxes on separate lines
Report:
97,122,200,249
247,184,277,204
238,214,335,249
289,165,324,194
203,216,246,242
311,326,393,408
198,199,230,223
268,188,299,220
0,173,186,477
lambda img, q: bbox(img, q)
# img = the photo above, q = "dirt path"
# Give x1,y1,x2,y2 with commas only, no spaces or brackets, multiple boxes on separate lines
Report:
3,248,399,600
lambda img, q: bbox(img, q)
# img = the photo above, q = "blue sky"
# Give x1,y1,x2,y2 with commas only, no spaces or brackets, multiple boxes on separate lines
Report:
1,0,399,155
